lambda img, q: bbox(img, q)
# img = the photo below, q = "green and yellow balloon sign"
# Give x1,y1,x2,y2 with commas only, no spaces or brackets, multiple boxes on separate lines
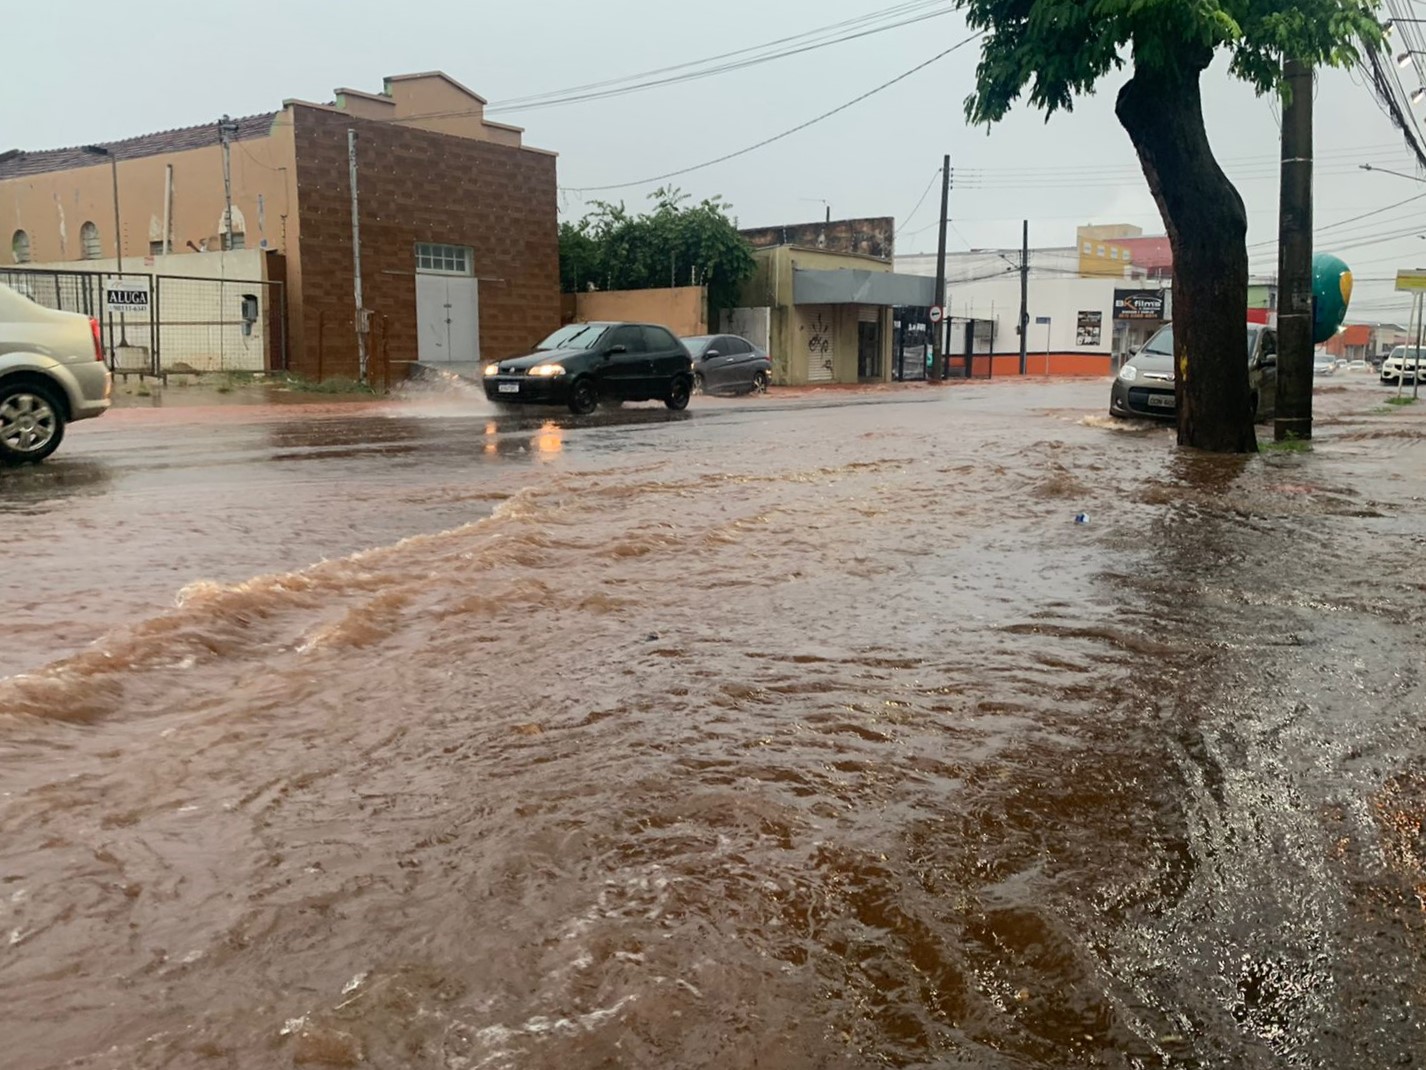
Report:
1313,253,1353,344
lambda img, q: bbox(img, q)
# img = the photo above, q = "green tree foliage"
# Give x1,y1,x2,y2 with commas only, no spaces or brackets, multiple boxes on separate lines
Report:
558,187,757,315
954,0,1384,452
959,0,1383,125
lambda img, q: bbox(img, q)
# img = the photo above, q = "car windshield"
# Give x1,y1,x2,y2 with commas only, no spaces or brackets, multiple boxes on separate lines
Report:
1141,326,1259,359
1391,347,1425,361
537,324,610,351
683,336,713,355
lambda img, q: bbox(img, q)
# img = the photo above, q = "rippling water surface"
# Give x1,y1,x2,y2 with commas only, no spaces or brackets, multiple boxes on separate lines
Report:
1,380,1423,1068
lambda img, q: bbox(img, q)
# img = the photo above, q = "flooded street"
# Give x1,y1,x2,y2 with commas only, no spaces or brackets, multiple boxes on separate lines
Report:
2,378,1423,1068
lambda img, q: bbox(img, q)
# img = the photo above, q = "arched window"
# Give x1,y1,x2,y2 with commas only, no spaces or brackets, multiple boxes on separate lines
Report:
80,221,102,260
11,230,30,264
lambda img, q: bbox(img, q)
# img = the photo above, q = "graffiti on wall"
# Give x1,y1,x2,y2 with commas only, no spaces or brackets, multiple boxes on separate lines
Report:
805,310,833,377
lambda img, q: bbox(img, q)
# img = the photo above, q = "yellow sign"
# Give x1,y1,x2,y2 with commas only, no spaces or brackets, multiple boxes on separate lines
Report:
1395,269,1426,292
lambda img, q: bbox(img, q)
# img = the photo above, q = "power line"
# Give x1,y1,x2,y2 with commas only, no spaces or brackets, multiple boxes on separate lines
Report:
952,142,1412,181
564,33,982,194
1246,191,1426,249
483,1,955,115
894,167,944,235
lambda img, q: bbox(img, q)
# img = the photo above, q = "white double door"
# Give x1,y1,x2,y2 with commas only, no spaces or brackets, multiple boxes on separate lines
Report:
416,272,479,363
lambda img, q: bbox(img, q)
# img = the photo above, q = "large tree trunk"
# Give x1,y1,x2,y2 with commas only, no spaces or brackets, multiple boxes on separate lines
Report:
1117,59,1256,453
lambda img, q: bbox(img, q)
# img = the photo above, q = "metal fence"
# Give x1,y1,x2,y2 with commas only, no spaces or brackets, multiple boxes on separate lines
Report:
0,267,286,378
945,317,996,380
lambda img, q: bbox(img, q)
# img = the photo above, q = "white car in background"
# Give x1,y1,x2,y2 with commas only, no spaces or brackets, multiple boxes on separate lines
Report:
1380,346,1424,385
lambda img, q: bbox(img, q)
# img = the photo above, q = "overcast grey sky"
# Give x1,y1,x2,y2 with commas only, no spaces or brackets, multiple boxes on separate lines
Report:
7,0,1426,320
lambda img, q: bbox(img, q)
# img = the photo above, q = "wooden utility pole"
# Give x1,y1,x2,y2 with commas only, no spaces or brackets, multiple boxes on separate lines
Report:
931,155,950,381
1274,58,1314,441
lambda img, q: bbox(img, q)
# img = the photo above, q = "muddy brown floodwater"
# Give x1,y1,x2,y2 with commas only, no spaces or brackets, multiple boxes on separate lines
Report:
1,378,1423,1069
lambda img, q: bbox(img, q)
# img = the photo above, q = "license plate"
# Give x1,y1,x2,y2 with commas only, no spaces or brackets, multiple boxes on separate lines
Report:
497,382,520,394
1147,394,1175,408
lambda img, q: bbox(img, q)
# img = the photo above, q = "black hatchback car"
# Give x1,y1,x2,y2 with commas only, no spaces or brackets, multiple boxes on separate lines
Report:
483,322,694,415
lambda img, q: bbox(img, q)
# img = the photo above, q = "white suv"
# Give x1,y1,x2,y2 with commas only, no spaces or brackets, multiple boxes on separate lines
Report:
1380,345,1424,385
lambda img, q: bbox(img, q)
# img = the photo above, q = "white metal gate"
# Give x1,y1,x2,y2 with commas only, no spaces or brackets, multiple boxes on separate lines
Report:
415,273,479,363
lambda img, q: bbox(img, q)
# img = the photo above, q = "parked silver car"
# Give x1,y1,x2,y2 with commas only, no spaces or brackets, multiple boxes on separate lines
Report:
1109,322,1278,422
683,334,772,396
0,284,111,463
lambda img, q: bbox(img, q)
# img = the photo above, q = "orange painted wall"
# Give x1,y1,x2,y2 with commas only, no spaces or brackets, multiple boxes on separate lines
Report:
969,353,1113,378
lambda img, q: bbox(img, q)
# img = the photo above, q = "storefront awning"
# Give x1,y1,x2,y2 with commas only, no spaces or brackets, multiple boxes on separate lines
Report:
792,269,936,307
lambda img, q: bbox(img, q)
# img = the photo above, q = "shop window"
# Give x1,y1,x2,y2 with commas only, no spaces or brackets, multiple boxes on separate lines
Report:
81,221,102,260
11,229,30,264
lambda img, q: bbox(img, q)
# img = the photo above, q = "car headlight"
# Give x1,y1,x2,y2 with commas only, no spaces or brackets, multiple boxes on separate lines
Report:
528,364,566,377
1118,365,1137,382
483,363,500,376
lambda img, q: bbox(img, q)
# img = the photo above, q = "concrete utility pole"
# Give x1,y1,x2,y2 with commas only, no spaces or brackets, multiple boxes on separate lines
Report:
218,116,239,251
1415,293,1424,402
1018,220,1029,376
82,144,127,349
1275,58,1314,442
348,129,368,386
931,155,950,381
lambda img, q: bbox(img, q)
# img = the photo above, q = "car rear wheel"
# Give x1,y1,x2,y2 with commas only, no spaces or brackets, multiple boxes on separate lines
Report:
568,378,598,415
750,371,770,394
665,377,691,411
0,382,65,464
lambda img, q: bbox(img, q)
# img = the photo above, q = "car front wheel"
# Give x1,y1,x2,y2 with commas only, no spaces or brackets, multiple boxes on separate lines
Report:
0,382,65,464
692,373,705,396
568,377,598,415
665,377,691,411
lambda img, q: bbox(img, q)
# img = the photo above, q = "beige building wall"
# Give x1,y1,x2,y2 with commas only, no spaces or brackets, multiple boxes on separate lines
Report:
573,286,707,337
376,73,524,146
2,120,296,267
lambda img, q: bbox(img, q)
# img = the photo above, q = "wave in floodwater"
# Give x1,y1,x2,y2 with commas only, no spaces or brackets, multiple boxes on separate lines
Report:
2,409,1424,1070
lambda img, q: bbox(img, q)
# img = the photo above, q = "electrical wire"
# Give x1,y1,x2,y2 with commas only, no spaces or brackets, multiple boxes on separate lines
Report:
1246,191,1426,249
894,167,944,236
564,32,981,194
482,2,956,116
952,142,1411,182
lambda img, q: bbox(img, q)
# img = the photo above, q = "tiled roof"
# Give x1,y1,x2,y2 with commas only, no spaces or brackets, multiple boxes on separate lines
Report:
0,112,280,180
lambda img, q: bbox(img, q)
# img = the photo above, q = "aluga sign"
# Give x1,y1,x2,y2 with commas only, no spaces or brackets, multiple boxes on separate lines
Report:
104,279,150,314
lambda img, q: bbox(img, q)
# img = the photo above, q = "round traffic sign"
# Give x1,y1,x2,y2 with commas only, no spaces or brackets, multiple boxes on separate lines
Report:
929,306,944,324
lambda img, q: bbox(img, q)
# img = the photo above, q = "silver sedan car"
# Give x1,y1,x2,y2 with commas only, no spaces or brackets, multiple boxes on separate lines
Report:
0,284,111,463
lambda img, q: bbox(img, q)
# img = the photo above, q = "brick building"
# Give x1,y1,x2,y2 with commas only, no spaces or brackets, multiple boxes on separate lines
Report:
0,72,559,381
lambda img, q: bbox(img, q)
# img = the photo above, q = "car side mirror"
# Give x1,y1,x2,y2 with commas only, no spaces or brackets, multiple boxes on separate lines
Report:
704,349,720,359
607,345,626,355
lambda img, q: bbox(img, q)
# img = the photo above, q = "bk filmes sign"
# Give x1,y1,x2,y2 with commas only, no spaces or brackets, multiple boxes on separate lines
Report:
1113,289,1165,321
104,279,150,314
